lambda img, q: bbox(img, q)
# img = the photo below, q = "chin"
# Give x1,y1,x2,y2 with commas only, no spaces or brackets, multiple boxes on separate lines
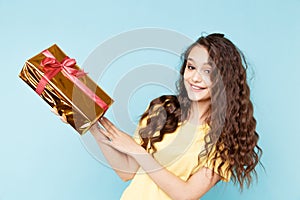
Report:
189,97,210,102
187,95,200,101
187,92,211,102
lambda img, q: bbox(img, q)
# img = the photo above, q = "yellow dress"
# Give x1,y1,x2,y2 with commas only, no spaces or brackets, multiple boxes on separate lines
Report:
121,119,231,200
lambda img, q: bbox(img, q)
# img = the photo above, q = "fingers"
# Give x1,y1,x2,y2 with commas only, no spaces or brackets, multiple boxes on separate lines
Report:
99,117,115,130
98,124,114,141
99,117,119,135
90,123,109,142
97,117,124,143
101,139,113,146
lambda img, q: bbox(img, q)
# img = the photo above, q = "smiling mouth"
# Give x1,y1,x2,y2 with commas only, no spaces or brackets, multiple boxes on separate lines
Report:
190,84,206,90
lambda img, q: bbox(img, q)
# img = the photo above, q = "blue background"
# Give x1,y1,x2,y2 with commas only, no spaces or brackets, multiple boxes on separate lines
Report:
1,0,300,199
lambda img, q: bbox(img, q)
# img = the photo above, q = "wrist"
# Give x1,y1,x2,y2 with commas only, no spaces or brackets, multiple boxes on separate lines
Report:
130,145,147,158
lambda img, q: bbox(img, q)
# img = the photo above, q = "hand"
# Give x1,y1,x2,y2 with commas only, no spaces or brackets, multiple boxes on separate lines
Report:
89,122,108,142
98,117,146,156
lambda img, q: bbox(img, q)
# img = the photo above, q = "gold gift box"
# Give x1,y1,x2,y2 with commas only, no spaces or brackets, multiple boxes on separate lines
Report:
19,44,114,135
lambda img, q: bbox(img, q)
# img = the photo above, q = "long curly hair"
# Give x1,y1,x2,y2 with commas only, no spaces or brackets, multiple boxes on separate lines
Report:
138,33,262,190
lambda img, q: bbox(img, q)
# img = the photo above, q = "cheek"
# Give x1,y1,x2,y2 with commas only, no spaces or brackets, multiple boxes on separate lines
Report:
183,72,190,86
183,73,187,82
183,68,191,81
183,75,190,90
202,74,212,87
204,79,212,87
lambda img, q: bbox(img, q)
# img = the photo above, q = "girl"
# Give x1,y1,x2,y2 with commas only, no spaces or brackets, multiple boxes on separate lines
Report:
90,33,262,200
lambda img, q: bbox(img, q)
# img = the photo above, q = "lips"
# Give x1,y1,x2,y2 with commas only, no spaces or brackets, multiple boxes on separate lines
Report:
190,84,206,92
190,84,206,91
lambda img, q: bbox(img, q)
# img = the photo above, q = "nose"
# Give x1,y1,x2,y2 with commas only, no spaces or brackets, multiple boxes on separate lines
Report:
191,70,202,82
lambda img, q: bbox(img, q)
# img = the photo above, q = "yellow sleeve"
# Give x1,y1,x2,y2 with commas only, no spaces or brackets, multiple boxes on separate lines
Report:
203,146,232,182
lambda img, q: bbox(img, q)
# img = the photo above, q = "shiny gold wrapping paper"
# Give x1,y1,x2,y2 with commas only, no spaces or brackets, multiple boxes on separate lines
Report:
19,44,114,135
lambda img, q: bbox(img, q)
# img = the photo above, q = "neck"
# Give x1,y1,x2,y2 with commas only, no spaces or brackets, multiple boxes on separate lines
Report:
188,100,210,125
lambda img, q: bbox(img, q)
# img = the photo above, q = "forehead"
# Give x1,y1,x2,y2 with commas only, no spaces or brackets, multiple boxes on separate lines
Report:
187,45,210,66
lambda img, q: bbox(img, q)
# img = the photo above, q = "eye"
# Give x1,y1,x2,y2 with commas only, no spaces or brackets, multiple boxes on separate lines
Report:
187,65,195,70
203,69,211,74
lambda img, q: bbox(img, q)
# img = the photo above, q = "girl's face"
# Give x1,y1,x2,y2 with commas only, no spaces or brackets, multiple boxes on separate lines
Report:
183,45,212,102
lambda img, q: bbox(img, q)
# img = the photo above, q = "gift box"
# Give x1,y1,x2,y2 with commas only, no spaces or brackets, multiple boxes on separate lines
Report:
19,44,114,135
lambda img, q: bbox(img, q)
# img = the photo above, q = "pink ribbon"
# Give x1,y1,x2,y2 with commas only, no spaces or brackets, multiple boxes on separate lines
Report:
35,50,108,111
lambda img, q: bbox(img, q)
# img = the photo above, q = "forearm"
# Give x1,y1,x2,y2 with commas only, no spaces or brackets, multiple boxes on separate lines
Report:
90,125,139,181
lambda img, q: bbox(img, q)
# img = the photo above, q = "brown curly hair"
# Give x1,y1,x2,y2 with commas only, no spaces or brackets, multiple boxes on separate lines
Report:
138,33,262,190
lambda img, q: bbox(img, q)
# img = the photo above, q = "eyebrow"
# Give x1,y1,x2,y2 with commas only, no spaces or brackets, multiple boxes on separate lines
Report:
187,58,211,66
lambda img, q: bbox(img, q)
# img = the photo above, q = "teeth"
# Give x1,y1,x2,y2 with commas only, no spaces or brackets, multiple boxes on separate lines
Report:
191,85,201,90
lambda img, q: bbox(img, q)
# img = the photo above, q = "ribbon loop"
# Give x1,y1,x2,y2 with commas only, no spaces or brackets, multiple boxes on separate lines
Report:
61,57,76,67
